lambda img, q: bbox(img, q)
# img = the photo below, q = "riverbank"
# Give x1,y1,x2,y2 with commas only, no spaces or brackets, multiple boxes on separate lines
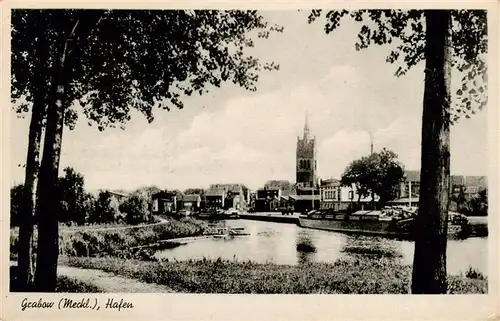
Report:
10,217,207,261
57,255,487,294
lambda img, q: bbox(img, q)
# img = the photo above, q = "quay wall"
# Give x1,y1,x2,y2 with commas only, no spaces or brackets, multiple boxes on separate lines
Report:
240,212,300,224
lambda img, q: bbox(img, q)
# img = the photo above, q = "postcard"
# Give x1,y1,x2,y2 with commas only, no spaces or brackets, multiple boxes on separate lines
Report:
1,1,499,320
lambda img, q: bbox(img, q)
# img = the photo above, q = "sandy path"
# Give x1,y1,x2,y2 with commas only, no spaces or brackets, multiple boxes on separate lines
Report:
10,262,175,293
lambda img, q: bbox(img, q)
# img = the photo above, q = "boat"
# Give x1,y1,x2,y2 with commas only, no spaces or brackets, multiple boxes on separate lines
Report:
224,208,241,219
298,207,470,240
196,208,240,220
228,227,250,236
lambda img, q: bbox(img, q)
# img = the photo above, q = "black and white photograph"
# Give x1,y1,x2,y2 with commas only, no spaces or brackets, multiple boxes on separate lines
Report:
4,4,497,308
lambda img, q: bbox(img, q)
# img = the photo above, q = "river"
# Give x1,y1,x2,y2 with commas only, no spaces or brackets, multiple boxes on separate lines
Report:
156,219,488,276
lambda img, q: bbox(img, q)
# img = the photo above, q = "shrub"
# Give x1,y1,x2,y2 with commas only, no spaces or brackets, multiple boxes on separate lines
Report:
119,195,153,225
464,266,486,280
90,191,118,224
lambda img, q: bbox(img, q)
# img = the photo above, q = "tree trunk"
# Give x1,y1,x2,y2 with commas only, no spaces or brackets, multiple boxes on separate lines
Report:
34,20,80,292
16,13,48,291
411,10,452,294
33,73,67,292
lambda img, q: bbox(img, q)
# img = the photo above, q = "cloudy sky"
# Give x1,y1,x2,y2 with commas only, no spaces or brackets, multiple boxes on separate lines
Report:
10,10,488,192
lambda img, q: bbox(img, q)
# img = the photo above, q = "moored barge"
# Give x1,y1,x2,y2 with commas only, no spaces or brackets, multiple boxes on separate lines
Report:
298,207,470,240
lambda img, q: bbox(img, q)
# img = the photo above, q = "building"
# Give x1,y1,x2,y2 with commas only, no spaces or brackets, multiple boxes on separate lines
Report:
292,186,321,212
400,170,486,197
296,114,317,188
399,170,420,199
209,183,249,209
396,170,487,207
289,114,320,211
182,194,202,212
205,187,226,209
463,176,487,198
264,180,293,195
248,191,257,212
319,178,341,210
152,190,179,214
255,188,281,212
289,194,320,212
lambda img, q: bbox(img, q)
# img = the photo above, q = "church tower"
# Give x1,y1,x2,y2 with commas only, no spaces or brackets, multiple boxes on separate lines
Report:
296,113,317,188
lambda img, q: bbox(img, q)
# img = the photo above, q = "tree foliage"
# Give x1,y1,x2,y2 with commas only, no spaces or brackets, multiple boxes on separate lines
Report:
90,191,118,224
308,9,487,124
131,186,161,204
468,188,488,216
340,158,372,201
341,148,405,205
11,9,281,130
310,9,487,294
56,167,89,225
450,185,468,213
119,195,153,225
457,187,488,216
184,188,205,196
264,180,293,193
12,9,280,292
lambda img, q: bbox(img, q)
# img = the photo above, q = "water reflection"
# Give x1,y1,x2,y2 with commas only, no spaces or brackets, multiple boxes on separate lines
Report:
155,219,487,276
295,230,316,264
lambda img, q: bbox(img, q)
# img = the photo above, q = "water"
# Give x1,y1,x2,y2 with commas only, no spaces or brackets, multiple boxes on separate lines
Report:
156,219,488,276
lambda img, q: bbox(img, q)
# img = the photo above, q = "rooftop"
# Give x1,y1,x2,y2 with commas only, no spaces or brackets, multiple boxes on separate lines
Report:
183,194,201,202
206,188,226,197
404,170,486,188
320,178,340,187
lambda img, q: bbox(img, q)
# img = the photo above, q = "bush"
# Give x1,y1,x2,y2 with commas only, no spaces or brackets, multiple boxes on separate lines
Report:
90,191,118,224
464,266,486,280
119,195,153,225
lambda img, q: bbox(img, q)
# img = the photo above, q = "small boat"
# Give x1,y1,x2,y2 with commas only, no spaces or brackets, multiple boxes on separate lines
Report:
228,227,250,236
224,208,241,219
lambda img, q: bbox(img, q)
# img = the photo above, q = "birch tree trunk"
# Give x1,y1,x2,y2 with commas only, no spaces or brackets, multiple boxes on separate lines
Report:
34,20,79,292
16,14,48,291
411,10,452,294
33,72,67,292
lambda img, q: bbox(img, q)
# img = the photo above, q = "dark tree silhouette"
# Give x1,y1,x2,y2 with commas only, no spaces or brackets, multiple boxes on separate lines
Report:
12,9,280,291
341,148,405,206
309,9,487,293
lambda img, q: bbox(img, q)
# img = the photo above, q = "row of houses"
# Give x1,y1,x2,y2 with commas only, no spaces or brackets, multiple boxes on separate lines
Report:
253,171,487,213
151,184,250,215
148,171,486,215
394,170,487,208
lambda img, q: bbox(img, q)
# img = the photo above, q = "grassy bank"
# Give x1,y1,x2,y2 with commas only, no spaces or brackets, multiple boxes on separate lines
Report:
59,217,206,258
58,255,487,294
10,218,207,260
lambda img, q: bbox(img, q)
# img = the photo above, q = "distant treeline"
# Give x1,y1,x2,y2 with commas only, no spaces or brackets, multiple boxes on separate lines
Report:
10,167,158,227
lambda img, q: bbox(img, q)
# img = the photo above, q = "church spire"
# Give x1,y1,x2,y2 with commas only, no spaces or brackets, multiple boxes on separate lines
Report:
303,111,310,141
